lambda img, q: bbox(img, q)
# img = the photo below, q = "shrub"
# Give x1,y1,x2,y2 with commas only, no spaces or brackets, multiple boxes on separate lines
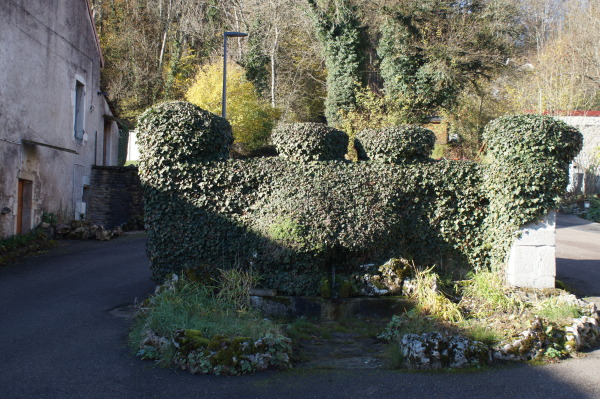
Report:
136,101,232,167
483,114,583,165
482,115,583,269
355,126,436,163
271,122,349,161
185,61,280,153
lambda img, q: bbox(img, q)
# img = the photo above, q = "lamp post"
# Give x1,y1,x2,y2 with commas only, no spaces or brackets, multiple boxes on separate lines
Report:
222,31,248,118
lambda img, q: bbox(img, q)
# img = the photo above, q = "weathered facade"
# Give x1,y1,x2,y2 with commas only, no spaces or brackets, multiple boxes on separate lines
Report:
0,0,119,237
557,115,600,194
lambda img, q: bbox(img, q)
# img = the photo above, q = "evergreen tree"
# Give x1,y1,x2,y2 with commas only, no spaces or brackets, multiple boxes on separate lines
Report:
378,0,521,123
306,0,366,126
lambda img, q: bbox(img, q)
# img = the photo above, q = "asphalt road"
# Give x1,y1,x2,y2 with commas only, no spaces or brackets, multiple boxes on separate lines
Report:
556,214,600,302
0,220,599,399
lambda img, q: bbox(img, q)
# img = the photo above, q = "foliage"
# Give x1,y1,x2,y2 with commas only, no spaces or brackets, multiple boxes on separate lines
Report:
41,211,58,225
136,101,233,167
584,197,600,223
138,107,581,295
242,27,270,97
535,297,582,324
185,61,280,153
137,273,279,341
378,0,522,123
461,271,524,316
355,125,436,163
131,274,290,375
482,114,583,269
380,269,597,369
502,0,600,113
0,229,57,267
407,267,463,322
306,0,366,125
338,86,403,134
378,309,442,342
271,122,349,161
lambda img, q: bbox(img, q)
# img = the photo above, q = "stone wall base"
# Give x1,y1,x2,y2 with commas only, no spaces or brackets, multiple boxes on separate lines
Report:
506,211,556,289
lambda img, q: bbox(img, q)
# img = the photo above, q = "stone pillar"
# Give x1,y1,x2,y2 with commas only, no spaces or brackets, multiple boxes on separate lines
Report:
506,211,556,289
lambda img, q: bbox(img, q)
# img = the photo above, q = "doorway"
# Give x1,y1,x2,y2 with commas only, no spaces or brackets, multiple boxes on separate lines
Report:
17,179,33,234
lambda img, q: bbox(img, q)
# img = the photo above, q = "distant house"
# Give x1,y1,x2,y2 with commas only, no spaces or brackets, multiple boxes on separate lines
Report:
0,0,119,237
553,112,600,195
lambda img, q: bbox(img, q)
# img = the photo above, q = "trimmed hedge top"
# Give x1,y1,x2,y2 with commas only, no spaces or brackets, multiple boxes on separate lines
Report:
356,126,436,163
483,115,582,165
271,122,349,161
136,101,233,166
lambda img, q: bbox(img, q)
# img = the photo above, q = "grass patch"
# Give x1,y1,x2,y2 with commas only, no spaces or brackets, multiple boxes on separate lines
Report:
285,318,331,341
133,275,281,343
535,297,582,323
461,271,524,316
0,229,57,266
460,322,502,346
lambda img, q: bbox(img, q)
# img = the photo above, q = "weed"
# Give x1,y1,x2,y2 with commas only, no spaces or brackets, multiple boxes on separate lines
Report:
0,229,57,266
215,268,257,311
461,271,524,316
535,297,582,323
385,343,405,368
378,308,448,341
461,323,502,346
409,266,463,322
285,318,325,341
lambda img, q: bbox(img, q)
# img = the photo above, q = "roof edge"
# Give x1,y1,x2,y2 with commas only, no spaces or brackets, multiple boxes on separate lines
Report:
85,0,104,68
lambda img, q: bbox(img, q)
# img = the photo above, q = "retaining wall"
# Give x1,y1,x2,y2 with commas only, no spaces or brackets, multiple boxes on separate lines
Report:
88,166,143,228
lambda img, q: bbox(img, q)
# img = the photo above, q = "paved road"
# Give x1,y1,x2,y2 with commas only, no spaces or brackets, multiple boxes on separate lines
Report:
556,214,600,303
0,222,599,399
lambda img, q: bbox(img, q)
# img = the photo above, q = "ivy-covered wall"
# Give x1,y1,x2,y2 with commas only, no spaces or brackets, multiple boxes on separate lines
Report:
137,102,582,295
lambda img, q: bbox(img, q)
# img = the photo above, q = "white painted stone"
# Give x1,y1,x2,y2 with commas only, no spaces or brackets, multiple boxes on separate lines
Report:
506,211,556,289
513,212,556,246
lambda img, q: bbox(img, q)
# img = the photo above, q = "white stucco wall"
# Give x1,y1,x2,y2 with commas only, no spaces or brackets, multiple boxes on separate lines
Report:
0,0,117,236
127,131,140,162
557,116,600,194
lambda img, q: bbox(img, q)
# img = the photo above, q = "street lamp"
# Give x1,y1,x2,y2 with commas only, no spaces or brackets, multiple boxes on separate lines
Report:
222,31,248,118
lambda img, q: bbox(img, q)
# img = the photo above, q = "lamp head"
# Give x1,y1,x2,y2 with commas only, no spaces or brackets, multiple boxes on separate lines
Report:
224,31,248,38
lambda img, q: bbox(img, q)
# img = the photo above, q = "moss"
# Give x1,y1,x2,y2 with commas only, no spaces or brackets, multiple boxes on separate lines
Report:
208,334,227,351
209,336,253,367
184,329,211,348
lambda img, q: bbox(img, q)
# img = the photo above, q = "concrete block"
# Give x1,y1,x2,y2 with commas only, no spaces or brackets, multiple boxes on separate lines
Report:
506,211,556,289
513,211,556,246
507,245,556,289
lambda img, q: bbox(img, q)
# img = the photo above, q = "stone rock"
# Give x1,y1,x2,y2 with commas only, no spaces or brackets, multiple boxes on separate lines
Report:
95,227,111,241
352,258,411,296
399,332,490,369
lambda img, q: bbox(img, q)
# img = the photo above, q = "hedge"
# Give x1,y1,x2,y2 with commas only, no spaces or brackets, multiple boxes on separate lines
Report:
138,103,582,295
356,125,436,163
271,122,348,161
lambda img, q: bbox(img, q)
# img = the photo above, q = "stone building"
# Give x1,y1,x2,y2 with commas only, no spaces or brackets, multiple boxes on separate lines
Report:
0,0,119,237
556,112,600,195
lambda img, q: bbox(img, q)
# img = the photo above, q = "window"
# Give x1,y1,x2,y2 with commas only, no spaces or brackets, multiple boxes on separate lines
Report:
74,80,85,139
